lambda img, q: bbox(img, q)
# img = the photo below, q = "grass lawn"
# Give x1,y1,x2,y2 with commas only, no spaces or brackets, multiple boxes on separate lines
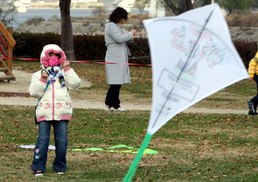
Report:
0,106,258,181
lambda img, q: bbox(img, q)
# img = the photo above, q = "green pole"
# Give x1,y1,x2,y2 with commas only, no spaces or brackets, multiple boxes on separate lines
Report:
123,133,152,182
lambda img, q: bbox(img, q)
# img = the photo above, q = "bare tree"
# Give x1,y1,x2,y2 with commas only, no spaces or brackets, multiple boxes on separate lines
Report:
59,0,75,61
0,0,16,26
164,0,212,15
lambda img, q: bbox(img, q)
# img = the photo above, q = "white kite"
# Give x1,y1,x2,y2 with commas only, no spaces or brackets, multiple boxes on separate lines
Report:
123,3,248,181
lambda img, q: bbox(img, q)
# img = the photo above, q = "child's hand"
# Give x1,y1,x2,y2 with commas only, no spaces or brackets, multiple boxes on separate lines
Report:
41,71,48,80
63,60,70,68
249,77,254,81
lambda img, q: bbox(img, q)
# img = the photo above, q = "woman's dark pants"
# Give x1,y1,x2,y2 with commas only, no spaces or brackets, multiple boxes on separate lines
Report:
105,85,121,109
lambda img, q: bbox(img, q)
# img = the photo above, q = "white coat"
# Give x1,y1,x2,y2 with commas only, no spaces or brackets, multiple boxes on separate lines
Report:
104,21,134,85
29,44,81,122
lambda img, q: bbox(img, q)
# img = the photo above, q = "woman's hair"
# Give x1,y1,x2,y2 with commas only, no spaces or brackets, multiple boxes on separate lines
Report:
109,7,128,23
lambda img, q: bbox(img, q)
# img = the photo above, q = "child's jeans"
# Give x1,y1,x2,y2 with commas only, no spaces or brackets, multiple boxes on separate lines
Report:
30,120,68,172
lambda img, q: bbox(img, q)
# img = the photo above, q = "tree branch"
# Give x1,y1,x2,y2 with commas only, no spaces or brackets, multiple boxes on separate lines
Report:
178,0,187,14
163,0,179,15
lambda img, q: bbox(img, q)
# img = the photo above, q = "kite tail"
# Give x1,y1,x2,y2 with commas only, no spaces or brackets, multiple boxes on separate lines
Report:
123,133,152,182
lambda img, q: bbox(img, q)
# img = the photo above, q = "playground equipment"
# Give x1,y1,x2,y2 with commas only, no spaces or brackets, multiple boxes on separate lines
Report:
0,21,16,82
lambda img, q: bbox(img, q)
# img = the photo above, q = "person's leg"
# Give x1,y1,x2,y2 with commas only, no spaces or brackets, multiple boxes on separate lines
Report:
255,75,258,111
110,85,121,109
105,85,112,108
30,121,51,172
248,74,258,114
251,74,258,103
53,120,68,172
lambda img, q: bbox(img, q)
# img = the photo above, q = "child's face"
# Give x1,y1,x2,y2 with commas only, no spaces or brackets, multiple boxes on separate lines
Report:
48,52,59,67
49,52,57,57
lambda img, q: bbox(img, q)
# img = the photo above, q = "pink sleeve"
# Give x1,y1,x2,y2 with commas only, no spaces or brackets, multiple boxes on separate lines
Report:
64,66,71,73
40,78,48,83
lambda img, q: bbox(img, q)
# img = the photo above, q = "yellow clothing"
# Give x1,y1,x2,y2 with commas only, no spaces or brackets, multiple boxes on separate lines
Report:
248,52,258,77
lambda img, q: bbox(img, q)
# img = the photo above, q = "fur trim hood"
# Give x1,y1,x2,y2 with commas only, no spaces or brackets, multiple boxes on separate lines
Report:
40,44,66,68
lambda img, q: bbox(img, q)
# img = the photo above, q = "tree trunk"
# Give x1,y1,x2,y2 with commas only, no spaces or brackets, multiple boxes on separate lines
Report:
202,0,212,6
164,0,212,15
185,0,193,10
177,0,187,14
149,0,157,17
59,0,75,61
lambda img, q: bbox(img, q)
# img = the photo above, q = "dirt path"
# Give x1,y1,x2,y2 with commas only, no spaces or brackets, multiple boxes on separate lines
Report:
0,68,247,114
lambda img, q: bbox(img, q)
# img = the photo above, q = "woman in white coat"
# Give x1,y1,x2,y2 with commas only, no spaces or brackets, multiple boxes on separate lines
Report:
104,7,137,111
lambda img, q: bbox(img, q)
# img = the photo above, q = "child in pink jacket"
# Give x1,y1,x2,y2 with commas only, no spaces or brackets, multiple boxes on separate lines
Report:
29,44,81,176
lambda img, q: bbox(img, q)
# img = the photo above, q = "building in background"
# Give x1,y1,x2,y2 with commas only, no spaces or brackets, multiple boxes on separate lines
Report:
102,0,116,11
71,0,98,3
112,0,135,12
14,0,31,12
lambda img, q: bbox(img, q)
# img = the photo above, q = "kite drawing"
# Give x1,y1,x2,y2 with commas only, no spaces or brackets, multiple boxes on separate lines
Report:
123,3,249,181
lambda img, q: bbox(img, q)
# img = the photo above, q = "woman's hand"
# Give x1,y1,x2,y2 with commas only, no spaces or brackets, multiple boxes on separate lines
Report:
132,30,137,36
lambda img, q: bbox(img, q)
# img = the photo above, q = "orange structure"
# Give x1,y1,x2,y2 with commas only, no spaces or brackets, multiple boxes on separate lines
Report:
0,21,16,82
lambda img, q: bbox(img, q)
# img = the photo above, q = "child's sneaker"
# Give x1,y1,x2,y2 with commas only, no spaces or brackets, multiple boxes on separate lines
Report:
248,110,258,115
33,170,43,176
104,105,111,111
247,100,257,115
57,171,65,174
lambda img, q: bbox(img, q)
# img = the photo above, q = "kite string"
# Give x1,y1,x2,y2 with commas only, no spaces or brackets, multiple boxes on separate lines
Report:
133,42,151,61
151,9,215,130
